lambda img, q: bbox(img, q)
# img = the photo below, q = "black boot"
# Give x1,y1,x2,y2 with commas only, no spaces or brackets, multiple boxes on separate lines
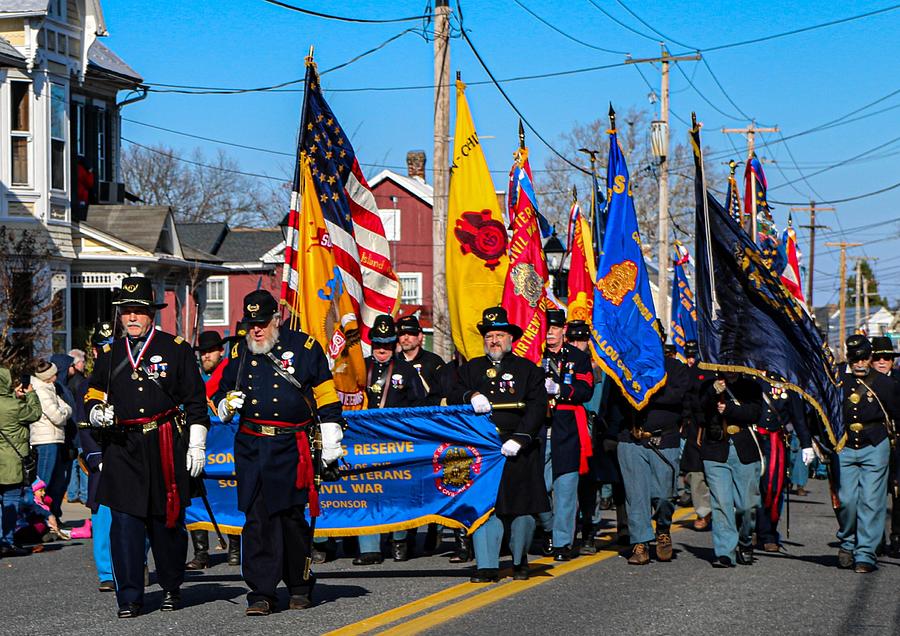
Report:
888,535,900,559
424,524,440,554
392,540,409,562
185,530,209,570
579,525,597,555
449,529,471,563
540,530,553,557
227,534,241,566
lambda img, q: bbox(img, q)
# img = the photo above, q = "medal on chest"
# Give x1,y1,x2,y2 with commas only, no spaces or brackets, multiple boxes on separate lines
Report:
127,331,156,382
500,372,515,394
281,351,295,374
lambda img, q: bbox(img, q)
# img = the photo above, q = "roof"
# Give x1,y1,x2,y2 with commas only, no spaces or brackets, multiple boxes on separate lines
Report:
83,205,173,254
181,244,222,263
0,36,25,68
177,222,229,255
87,39,142,83
215,228,283,263
0,1,48,15
369,169,433,207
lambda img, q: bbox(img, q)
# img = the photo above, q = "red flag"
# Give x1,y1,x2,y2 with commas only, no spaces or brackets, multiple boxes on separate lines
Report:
502,148,548,364
566,197,596,323
780,222,805,304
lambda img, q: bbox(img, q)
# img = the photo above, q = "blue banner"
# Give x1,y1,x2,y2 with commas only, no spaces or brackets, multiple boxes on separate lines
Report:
670,258,698,361
187,406,504,536
590,124,666,409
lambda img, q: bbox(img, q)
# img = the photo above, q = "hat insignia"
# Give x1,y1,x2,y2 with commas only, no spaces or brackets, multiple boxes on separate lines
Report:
247,303,260,312
377,322,390,333
99,326,112,337
123,283,139,293
486,312,498,321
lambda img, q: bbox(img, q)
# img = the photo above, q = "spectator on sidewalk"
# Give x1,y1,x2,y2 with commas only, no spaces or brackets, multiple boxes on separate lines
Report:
0,366,42,557
30,360,72,521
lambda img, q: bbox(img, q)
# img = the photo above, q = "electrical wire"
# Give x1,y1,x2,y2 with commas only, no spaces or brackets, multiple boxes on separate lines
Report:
122,137,285,182
586,0,659,43
768,180,900,206
146,29,418,95
262,0,433,24
458,25,589,174
614,0,694,50
701,58,756,122
511,0,628,54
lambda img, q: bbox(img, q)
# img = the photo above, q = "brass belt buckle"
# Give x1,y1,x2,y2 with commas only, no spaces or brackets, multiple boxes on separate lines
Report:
725,425,740,435
849,423,864,433
260,425,276,436
143,421,158,434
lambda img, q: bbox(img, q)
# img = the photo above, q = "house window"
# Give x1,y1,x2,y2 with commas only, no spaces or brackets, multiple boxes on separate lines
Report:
74,101,85,156
378,208,401,242
398,272,422,305
50,84,66,191
96,107,108,181
203,277,228,325
10,81,31,186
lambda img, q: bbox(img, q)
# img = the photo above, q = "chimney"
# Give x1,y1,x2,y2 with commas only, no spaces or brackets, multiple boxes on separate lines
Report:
406,150,426,181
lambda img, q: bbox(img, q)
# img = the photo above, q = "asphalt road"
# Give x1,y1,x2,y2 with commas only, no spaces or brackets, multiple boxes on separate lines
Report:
1,478,897,636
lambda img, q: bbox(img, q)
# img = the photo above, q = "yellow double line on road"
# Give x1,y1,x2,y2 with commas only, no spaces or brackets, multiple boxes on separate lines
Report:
329,507,695,636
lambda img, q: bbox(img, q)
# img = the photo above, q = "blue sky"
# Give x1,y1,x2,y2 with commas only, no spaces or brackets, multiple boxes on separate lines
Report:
103,1,900,306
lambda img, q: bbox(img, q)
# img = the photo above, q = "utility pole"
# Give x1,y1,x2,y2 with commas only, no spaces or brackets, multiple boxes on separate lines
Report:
721,121,779,239
863,277,870,334
431,0,451,360
790,201,835,310
625,44,700,333
825,241,862,360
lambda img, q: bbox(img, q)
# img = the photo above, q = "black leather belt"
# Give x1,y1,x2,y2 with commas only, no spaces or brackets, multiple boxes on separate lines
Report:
241,421,309,436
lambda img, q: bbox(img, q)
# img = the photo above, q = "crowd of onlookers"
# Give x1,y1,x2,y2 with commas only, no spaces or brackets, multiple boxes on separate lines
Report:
0,350,93,557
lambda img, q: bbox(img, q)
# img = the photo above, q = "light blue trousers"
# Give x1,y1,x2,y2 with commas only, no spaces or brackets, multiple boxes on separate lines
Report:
618,442,680,544
472,514,535,569
836,439,889,566
704,443,760,560
538,442,580,548
92,504,113,582
358,531,407,554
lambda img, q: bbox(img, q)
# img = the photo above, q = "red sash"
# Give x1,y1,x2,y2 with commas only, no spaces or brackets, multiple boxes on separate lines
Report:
761,429,786,523
556,404,593,475
242,418,319,517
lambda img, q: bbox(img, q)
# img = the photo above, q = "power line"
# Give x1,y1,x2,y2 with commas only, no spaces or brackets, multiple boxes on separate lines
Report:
458,25,589,174
146,29,418,95
511,0,628,54
768,179,900,206
675,4,900,55
122,137,285,182
614,0,694,50
586,0,659,43
700,58,757,122
261,0,432,24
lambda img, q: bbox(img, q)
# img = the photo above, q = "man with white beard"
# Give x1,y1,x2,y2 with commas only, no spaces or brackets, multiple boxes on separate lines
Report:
215,290,346,615
450,306,548,582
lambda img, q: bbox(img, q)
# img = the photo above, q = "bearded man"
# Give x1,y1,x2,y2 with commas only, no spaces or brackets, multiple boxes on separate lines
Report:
215,290,346,615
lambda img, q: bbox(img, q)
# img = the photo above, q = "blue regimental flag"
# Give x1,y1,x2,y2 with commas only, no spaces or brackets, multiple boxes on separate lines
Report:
690,114,844,450
187,406,505,535
590,116,666,409
670,249,697,362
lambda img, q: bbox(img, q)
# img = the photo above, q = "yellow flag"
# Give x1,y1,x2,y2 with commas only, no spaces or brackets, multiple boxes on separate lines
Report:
293,153,367,409
446,80,509,360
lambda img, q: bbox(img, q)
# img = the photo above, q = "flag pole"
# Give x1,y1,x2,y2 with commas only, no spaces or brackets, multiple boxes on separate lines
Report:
692,112,719,314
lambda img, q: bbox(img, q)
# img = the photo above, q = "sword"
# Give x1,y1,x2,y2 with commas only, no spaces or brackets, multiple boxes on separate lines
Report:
303,421,323,582
195,474,227,550
491,402,526,410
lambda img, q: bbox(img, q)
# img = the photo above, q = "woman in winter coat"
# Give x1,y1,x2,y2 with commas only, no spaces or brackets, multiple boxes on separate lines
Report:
30,361,72,517
0,366,42,556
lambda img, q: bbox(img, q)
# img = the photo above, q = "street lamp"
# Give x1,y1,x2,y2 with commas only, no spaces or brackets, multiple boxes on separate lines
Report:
543,231,566,299
278,212,291,243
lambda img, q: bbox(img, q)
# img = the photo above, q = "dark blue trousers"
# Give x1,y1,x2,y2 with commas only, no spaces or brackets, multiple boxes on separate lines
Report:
110,509,186,607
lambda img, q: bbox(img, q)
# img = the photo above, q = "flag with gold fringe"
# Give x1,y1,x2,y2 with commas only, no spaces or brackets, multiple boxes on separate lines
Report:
566,190,596,324
501,142,549,364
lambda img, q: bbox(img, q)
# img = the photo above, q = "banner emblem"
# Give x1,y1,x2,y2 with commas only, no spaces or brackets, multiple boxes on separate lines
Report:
510,263,543,307
597,260,637,306
454,210,508,270
433,443,482,496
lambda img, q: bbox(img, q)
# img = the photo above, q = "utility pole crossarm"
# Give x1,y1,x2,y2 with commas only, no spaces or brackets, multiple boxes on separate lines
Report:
824,241,863,360
791,203,836,310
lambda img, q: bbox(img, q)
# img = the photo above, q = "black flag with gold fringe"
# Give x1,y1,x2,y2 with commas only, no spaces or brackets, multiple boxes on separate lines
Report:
690,113,844,450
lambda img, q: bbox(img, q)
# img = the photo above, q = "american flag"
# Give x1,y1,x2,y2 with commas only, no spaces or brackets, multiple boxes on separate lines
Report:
282,60,401,344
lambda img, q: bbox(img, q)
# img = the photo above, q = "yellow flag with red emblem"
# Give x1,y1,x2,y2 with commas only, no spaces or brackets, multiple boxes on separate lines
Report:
446,80,509,360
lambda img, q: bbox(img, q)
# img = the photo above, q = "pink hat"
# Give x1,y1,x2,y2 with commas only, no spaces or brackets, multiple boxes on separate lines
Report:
31,479,47,492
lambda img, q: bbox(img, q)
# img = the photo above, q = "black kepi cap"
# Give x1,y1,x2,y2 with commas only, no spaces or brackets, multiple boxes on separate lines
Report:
846,334,872,362
370,314,397,345
242,290,278,325
396,315,422,335
546,308,566,327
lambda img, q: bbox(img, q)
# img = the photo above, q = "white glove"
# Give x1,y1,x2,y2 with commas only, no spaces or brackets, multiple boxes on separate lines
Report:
186,424,207,478
89,404,115,427
545,378,560,396
320,422,344,465
217,390,246,421
470,393,492,414
801,447,815,466
501,439,522,457
98,462,102,472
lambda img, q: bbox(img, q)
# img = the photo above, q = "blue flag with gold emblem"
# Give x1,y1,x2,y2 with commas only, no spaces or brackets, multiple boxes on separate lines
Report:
670,251,697,361
690,114,844,450
187,406,504,535
590,116,666,409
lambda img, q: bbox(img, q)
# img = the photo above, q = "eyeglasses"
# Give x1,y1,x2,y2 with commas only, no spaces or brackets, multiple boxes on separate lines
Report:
872,355,895,362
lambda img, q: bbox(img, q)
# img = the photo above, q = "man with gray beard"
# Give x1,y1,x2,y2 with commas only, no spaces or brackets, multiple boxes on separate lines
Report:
450,306,548,582
215,290,346,615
